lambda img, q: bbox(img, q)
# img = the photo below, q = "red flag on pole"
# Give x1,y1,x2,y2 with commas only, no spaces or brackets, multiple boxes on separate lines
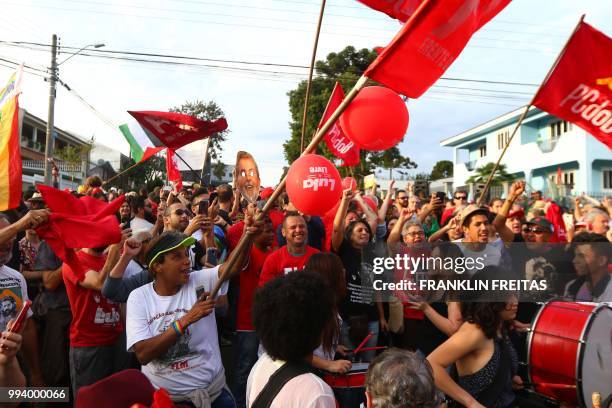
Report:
166,149,183,190
357,0,423,22
35,185,125,277
128,111,228,150
532,21,612,149
364,0,511,98
320,82,360,167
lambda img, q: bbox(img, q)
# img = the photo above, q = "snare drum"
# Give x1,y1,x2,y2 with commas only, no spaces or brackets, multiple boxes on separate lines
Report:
527,301,612,407
323,362,368,408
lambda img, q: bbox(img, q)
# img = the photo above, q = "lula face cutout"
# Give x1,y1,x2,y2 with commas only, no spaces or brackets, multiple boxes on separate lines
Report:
234,151,261,204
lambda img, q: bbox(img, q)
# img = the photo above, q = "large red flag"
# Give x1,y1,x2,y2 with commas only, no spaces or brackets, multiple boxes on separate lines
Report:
533,21,612,149
35,185,125,277
128,111,228,150
166,149,183,190
364,0,511,98
357,0,423,22
320,82,360,167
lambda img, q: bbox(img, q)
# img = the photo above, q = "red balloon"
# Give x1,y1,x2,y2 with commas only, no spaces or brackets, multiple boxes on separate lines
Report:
341,177,358,191
362,196,378,213
286,154,342,216
339,86,409,151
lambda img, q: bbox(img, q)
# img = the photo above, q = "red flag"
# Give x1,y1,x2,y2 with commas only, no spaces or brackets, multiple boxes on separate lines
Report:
139,146,166,164
546,201,567,243
364,0,511,98
533,21,612,149
357,0,423,22
128,111,228,150
166,149,183,190
319,82,361,167
35,185,125,277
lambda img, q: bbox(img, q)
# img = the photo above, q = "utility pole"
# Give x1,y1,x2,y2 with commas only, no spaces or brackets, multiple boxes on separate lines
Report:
44,34,58,186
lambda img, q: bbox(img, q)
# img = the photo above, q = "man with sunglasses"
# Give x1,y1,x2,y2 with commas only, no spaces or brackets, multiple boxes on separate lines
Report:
164,202,214,270
441,190,469,226
394,190,410,214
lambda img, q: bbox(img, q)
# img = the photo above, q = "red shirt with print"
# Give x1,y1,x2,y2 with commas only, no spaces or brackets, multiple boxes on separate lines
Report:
258,245,319,287
62,251,123,347
236,245,272,331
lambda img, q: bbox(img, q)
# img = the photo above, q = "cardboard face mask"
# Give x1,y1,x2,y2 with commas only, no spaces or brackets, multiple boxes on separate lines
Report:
234,151,261,204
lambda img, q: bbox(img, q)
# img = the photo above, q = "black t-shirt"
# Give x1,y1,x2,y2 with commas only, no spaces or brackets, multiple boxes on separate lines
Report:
334,239,378,321
418,301,449,356
218,209,232,226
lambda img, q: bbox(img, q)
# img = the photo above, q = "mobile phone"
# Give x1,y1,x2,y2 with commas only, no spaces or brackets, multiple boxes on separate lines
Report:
435,192,446,201
162,186,172,192
8,300,31,333
198,200,209,215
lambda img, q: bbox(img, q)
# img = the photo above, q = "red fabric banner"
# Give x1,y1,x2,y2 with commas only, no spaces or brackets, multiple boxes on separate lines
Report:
166,148,183,190
128,111,228,150
533,21,612,149
319,82,360,167
364,0,510,98
357,0,423,22
35,185,125,276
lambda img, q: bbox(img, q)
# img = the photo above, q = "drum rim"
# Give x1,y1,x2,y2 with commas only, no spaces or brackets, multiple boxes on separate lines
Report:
576,303,612,408
527,300,601,404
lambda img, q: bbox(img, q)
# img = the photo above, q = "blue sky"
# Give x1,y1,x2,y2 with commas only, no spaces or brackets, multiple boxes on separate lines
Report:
1,0,610,185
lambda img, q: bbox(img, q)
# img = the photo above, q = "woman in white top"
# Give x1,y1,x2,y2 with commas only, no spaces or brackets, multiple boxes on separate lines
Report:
247,271,337,408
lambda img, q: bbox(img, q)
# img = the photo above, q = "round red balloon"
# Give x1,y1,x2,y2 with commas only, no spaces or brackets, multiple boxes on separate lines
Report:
362,196,378,213
339,86,409,151
341,177,358,191
286,154,342,216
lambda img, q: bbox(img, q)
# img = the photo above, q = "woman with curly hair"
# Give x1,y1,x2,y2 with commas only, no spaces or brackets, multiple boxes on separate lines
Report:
427,267,523,408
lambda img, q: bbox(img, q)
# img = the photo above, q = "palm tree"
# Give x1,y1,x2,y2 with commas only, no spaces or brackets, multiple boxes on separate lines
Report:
466,162,515,185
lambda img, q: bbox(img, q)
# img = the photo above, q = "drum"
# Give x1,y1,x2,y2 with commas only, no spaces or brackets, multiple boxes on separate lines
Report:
323,362,368,408
527,301,612,407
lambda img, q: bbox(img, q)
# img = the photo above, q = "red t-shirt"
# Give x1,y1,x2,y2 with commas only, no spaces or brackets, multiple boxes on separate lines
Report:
236,245,272,331
258,245,319,287
62,251,123,347
227,213,284,251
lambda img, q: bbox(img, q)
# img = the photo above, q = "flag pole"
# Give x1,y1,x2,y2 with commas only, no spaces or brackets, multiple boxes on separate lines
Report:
299,0,327,153
209,75,368,298
476,14,585,206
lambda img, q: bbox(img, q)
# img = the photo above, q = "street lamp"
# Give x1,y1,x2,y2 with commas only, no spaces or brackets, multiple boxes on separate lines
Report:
44,37,105,186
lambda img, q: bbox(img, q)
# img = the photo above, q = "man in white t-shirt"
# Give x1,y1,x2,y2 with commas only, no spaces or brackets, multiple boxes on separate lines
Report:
126,219,258,406
130,196,154,234
246,271,336,408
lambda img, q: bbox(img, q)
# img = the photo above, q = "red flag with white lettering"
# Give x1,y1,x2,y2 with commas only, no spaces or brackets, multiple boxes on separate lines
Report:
357,0,423,22
128,111,228,150
319,82,360,167
533,21,612,149
364,0,510,98
166,148,183,190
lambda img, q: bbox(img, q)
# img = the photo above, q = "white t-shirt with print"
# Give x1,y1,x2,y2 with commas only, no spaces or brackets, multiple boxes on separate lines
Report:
453,237,505,276
0,265,33,332
246,353,336,408
126,265,228,396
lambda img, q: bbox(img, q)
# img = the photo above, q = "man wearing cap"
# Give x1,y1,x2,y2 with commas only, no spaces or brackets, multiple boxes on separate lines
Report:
125,213,261,407
164,202,212,270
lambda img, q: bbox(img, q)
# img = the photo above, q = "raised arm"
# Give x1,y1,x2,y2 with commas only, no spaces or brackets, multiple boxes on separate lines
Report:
332,189,354,252
79,229,130,291
387,208,413,248
378,181,395,222
418,194,443,224
0,210,50,246
493,181,525,243
353,192,378,233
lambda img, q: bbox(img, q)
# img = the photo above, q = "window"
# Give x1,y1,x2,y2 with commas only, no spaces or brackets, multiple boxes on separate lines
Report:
478,145,487,157
604,169,612,190
550,120,572,138
497,129,510,150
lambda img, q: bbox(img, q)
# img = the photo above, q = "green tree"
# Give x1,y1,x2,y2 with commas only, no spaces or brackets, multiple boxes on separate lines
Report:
430,160,453,181
56,141,93,182
212,161,226,181
284,46,417,182
169,100,229,162
122,155,166,191
466,163,515,185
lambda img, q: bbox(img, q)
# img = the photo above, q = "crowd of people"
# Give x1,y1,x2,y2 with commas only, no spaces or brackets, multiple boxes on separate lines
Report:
0,167,610,408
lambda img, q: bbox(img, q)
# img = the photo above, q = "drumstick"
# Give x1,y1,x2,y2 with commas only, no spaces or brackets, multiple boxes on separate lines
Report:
353,332,373,356
357,346,386,353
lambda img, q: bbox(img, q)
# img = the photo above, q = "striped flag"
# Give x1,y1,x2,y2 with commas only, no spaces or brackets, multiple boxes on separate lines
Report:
119,120,165,163
0,67,22,211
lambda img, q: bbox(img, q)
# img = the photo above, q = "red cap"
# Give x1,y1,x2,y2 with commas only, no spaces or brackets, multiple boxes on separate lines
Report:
91,187,103,195
260,187,274,200
507,209,525,220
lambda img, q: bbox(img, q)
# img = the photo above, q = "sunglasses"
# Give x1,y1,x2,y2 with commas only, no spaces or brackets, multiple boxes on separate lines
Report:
405,231,425,237
522,226,547,234
173,209,188,216
398,196,409,201
454,196,467,200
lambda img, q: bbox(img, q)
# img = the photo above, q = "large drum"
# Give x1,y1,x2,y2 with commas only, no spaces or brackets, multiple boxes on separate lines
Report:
323,362,368,408
527,301,612,407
